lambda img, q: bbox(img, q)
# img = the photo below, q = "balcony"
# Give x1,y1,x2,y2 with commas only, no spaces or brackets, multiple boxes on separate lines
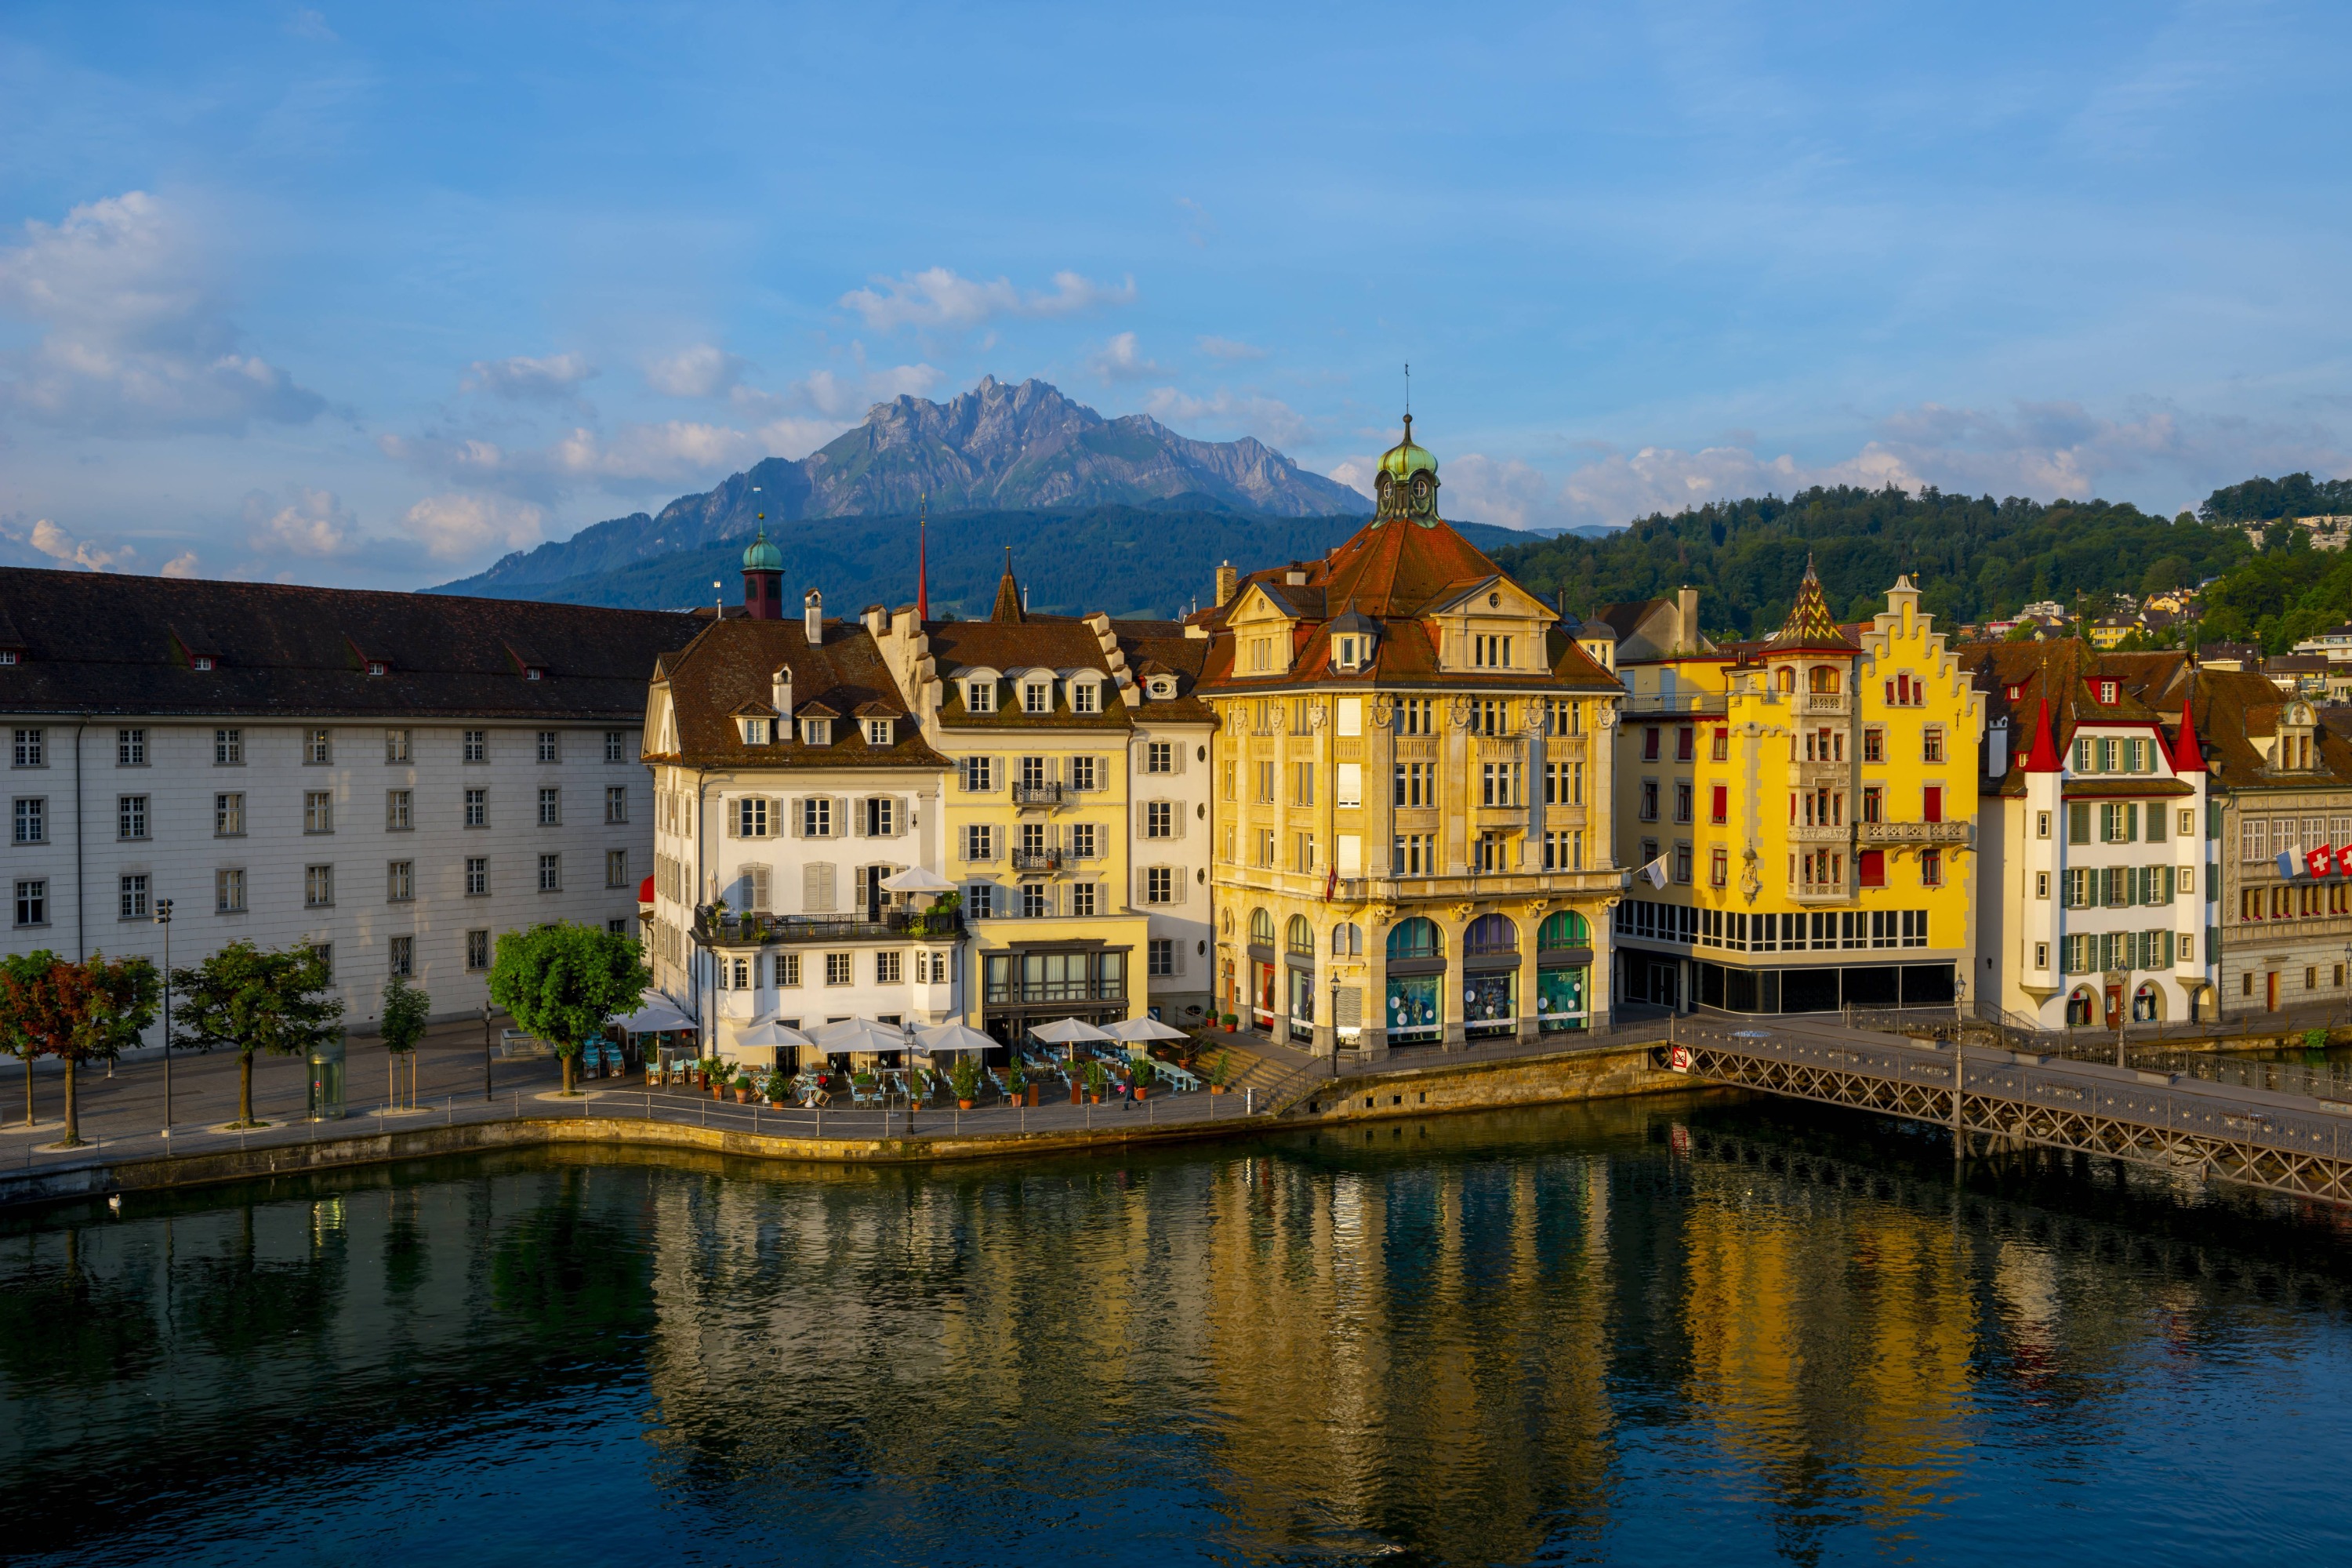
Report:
1788,884,1852,904
1788,824,1848,844
1622,692,1726,717
1012,782,1063,808
1011,848,1066,873
695,907,966,947
1801,692,1849,716
1857,820,1972,844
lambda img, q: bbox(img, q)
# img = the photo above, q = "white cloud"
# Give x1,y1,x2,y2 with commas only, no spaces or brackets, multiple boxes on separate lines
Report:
0,191,325,436
645,343,746,399
160,550,201,578
286,7,337,41
1197,335,1267,361
1090,332,1163,383
839,267,1136,332
400,493,547,562
244,485,359,557
793,357,942,419
462,352,595,400
7,517,133,571
1144,386,1312,448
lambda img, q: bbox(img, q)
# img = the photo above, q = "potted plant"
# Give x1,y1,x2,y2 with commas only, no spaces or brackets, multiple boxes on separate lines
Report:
1084,1058,1107,1105
1008,1060,1028,1106
1131,1054,1154,1103
1209,1051,1231,1094
1067,1056,1083,1104
854,1070,877,1094
950,1054,980,1110
733,1071,753,1104
765,1069,788,1107
1221,1011,1239,1033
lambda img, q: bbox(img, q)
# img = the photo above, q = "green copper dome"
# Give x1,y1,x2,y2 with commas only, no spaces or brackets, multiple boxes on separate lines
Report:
1377,413,1437,481
742,528,782,572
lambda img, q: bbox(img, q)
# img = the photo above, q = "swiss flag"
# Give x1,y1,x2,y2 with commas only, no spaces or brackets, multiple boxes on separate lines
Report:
2338,844,2352,877
2312,844,2339,879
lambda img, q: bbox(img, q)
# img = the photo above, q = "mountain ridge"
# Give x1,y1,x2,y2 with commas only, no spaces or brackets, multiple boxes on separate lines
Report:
434,376,1365,597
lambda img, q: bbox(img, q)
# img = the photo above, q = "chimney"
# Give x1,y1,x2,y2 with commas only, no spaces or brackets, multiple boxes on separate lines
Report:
802,589,822,646
1284,562,1308,586
1215,561,1237,606
1676,586,1700,652
1987,717,2009,778
771,666,793,724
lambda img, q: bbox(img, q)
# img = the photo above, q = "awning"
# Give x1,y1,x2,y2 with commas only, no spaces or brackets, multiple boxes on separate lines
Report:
880,866,958,895
1103,1016,1188,1043
616,995,695,1033
1030,1018,1114,1045
912,1022,996,1054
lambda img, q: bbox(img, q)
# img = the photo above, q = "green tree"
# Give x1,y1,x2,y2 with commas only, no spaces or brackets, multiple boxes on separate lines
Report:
0,954,160,1147
0,948,60,1128
488,924,647,1095
380,975,430,1110
172,941,344,1128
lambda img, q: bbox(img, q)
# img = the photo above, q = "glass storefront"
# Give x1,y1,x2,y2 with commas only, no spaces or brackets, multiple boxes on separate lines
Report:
1386,974,1440,1044
1287,964,1316,1044
1537,966,1588,1032
1464,971,1515,1038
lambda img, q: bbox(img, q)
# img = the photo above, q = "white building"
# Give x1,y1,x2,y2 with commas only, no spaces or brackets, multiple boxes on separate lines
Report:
0,568,699,1029
1973,646,2214,1029
641,563,962,1066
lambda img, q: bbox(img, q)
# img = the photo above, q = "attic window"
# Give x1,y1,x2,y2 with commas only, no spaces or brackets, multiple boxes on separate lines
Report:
1071,681,1098,715
2005,684,2020,701
191,655,214,672
524,666,546,682
0,652,17,666
740,717,771,745
864,717,893,746
1151,677,1174,699
967,680,996,714
1022,681,1051,714
801,718,831,746
366,660,388,677
2099,681,2118,704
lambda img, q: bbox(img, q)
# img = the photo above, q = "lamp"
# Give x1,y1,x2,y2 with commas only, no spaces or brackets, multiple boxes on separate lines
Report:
153,898,172,1135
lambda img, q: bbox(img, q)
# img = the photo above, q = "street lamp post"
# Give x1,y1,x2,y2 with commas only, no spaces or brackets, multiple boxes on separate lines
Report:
482,1001,495,1102
154,898,173,1135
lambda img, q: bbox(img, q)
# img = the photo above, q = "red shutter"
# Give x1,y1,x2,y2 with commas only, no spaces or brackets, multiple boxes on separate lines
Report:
1858,850,1886,887
1923,785,1943,823
1711,785,1728,823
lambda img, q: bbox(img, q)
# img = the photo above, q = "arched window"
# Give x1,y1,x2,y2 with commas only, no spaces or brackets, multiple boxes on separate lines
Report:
1777,666,1795,692
1286,914,1314,955
1249,908,1274,946
1537,910,1590,949
1465,913,1518,955
1388,916,1441,960
2065,988,2095,1028
1330,921,1363,956
1808,665,1841,693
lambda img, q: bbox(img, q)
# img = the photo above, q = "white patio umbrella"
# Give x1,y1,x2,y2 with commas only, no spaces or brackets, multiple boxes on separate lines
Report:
616,995,695,1034
809,1016,912,1056
1103,1016,1189,1043
1030,1018,1114,1054
879,866,958,895
913,1022,996,1054
735,1019,815,1051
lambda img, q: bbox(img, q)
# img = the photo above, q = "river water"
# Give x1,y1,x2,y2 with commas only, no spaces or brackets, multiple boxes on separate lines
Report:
5,1092,2351,1566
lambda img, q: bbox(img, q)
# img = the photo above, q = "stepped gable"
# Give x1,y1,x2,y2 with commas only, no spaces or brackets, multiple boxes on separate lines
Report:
0,565,699,719
923,615,1134,732
1114,621,1216,724
648,616,943,770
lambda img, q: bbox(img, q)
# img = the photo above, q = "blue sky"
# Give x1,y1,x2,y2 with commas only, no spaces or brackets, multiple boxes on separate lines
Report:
2,1,2348,589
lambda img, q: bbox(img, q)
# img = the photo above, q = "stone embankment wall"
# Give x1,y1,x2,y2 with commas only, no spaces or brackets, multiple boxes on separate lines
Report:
1288,1042,1681,1123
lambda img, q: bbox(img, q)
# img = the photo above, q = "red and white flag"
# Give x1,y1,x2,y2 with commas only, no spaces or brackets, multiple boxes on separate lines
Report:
2310,844,2336,879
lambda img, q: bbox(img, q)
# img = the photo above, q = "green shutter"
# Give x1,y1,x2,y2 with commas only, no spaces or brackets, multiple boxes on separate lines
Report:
2069,802,2092,844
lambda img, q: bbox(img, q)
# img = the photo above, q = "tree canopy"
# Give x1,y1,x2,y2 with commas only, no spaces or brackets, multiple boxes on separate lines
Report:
488,924,648,1094
2199,472,2352,524
1486,485,2252,641
172,941,343,1127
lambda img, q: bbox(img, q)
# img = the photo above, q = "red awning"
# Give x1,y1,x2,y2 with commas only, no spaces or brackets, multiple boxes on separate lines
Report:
637,875,655,902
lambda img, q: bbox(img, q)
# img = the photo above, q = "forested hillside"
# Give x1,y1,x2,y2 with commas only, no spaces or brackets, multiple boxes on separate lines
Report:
1487,486,2250,640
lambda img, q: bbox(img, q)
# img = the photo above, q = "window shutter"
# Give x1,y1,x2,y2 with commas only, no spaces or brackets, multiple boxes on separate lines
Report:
850,800,866,839
830,797,849,838
1135,868,1150,906
789,798,806,839
887,797,905,837
1169,799,1185,839
769,798,786,837
724,800,739,839
1169,866,1186,904
801,862,823,912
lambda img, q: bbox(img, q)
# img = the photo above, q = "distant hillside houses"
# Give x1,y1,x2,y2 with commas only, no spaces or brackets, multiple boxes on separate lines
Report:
2224,514,2352,550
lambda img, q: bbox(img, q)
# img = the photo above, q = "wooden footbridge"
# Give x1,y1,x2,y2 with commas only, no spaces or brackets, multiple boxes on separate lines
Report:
1665,1018,2352,1207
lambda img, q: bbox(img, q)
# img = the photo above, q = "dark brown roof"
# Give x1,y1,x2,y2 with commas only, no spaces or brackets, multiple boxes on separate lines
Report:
1116,622,1216,725
1960,640,2197,797
2202,669,2352,794
0,566,699,720
649,617,944,770
924,615,1133,731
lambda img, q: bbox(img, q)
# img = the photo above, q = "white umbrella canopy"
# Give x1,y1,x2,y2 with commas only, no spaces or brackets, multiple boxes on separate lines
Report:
912,1022,996,1054
735,1019,815,1051
617,996,696,1033
1103,1016,1189,1043
809,1017,911,1055
1030,1018,1114,1045
879,866,958,894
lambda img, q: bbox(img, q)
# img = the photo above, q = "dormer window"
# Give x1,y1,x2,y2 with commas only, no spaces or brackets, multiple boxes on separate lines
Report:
865,717,893,746
1023,681,1051,714
0,651,20,666
2005,684,2020,701
1070,681,1098,716
191,655,214,672
524,666,546,682
1338,636,1359,667
1472,634,1512,668
739,717,771,745
967,681,995,714
801,718,831,746
1150,677,1174,699
2099,681,2118,704
366,660,388,677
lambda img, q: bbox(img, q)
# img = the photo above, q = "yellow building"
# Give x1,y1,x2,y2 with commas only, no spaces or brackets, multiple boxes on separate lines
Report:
1609,567,1980,1014
871,562,1216,1041
1200,419,1624,1056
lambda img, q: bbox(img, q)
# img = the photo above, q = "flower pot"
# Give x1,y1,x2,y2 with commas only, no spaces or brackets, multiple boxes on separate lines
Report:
1089,1093,1102,1105
1133,1086,1148,1102
735,1087,750,1103
1211,1083,1226,1094
1028,1086,1040,1107
958,1098,974,1110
